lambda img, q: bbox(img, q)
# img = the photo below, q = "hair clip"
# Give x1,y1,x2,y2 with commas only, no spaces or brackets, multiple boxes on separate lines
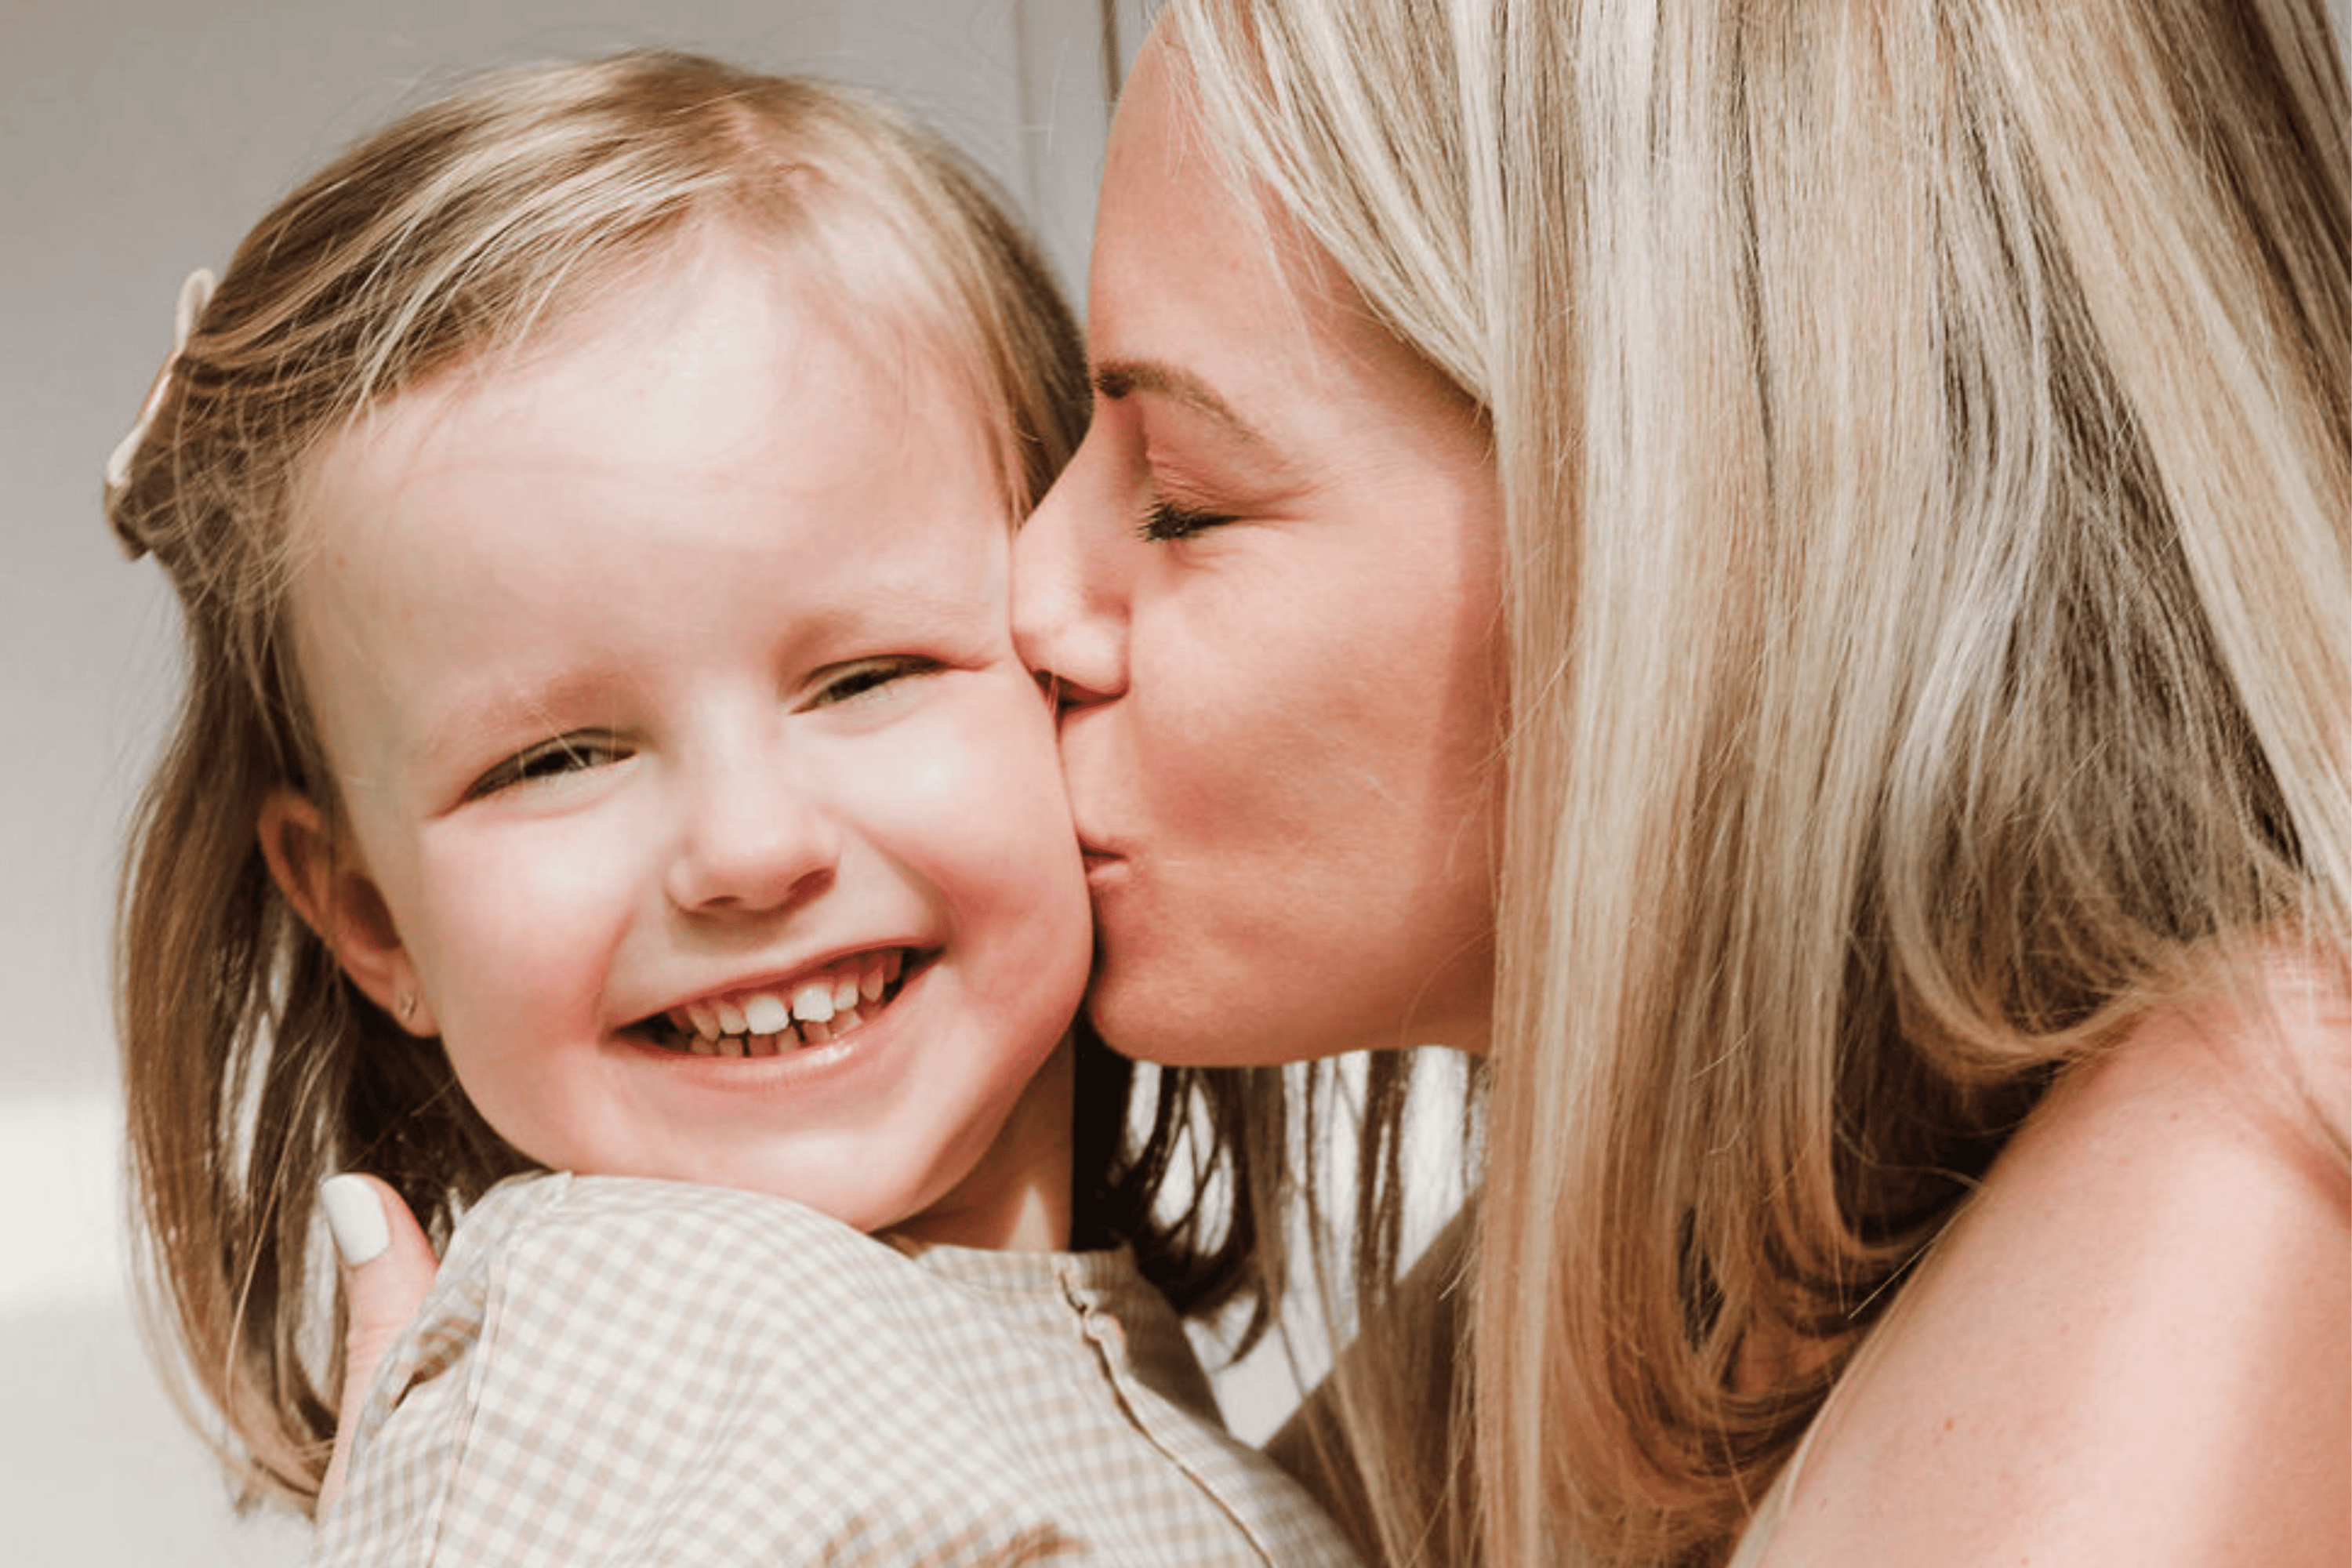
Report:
103,267,217,559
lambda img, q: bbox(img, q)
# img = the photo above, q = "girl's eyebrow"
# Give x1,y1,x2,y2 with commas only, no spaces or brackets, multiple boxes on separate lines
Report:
1091,358,1269,448
420,686,587,776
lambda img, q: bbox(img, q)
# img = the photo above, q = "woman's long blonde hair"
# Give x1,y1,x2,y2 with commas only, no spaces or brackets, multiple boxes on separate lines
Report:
1168,1,2351,1563
107,51,1121,1510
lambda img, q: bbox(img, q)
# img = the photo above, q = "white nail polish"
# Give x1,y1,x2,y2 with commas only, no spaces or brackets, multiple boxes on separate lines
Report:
320,1175,390,1266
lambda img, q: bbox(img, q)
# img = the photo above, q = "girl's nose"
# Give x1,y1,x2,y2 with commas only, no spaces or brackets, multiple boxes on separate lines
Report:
662,739,840,916
1012,445,1131,710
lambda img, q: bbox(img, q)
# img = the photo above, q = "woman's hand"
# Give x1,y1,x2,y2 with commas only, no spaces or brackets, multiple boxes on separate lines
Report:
315,1174,440,1512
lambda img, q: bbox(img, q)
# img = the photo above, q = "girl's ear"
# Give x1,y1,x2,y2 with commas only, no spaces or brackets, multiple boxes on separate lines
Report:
257,789,439,1036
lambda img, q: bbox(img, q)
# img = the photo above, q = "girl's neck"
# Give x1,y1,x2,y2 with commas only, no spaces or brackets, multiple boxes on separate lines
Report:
884,1037,1076,1253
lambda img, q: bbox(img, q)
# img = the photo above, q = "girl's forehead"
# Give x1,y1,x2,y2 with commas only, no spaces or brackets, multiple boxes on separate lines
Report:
302,239,1002,541
314,226,979,484
281,234,1018,780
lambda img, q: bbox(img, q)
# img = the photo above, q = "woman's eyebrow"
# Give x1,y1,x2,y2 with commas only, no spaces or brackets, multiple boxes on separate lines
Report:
1091,358,1269,448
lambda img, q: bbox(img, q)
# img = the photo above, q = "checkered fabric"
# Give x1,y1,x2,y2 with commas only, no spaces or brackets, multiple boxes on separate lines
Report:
310,1174,1363,1566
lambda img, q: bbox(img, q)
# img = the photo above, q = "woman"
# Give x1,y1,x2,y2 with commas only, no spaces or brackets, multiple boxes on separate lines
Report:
332,2,2350,1563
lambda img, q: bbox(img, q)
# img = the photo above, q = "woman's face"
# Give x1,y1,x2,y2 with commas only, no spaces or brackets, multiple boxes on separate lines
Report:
1014,31,1504,1067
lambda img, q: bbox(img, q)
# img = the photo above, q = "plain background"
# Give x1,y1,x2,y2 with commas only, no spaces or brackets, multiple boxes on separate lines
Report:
1,2,1188,1560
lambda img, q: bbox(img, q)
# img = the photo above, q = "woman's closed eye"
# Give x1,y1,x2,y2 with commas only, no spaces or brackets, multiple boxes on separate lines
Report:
1135,495,1236,543
467,733,631,799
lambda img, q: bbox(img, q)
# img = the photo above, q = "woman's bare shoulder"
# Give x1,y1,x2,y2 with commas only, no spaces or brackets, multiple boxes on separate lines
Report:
1754,953,2350,1566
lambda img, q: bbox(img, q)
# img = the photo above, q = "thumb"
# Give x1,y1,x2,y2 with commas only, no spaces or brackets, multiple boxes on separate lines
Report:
315,1172,439,1513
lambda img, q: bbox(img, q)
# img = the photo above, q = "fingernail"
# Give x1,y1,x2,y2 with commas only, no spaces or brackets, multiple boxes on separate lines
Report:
320,1174,390,1265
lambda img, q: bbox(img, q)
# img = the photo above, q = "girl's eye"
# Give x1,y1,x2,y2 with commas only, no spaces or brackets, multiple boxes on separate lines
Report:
468,735,628,798
811,656,940,709
1135,495,1236,543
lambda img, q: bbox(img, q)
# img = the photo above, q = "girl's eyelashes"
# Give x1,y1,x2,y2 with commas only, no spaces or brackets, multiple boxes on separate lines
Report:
1135,495,1236,543
467,733,630,799
809,655,942,708
459,659,940,798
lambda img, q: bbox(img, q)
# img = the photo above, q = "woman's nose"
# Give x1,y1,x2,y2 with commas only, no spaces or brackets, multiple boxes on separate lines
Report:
1013,448,1130,709
662,739,839,916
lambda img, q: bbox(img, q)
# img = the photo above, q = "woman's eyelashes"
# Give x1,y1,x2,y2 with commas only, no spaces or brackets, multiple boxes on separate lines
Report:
1135,495,1236,543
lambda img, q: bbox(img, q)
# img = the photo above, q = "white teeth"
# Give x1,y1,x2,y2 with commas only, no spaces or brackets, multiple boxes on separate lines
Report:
791,982,835,1024
742,993,791,1036
667,954,902,1058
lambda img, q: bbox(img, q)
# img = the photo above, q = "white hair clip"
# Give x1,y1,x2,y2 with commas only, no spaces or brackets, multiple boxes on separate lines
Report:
104,267,217,557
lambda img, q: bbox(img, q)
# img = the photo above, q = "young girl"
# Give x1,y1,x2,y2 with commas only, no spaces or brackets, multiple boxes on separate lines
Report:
104,52,1357,1567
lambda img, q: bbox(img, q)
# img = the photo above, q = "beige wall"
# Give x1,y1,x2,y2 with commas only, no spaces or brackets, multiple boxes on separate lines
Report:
0,2,1156,1558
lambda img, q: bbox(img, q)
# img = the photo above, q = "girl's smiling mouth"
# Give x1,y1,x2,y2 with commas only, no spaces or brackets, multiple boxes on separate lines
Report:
632,949,917,1058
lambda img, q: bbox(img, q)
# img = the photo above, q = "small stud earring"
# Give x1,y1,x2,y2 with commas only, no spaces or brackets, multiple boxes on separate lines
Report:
397,990,418,1025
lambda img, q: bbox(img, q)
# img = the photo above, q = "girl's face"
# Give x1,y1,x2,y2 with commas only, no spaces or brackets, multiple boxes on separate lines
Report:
265,238,1091,1249
1014,33,1505,1068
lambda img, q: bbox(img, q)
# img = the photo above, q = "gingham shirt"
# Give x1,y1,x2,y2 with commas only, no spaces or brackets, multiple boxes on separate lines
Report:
310,1174,1363,1566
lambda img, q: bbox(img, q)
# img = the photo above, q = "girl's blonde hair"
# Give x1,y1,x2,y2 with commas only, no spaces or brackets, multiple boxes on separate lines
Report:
107,50,1116,1509
1166,1,2351,1563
